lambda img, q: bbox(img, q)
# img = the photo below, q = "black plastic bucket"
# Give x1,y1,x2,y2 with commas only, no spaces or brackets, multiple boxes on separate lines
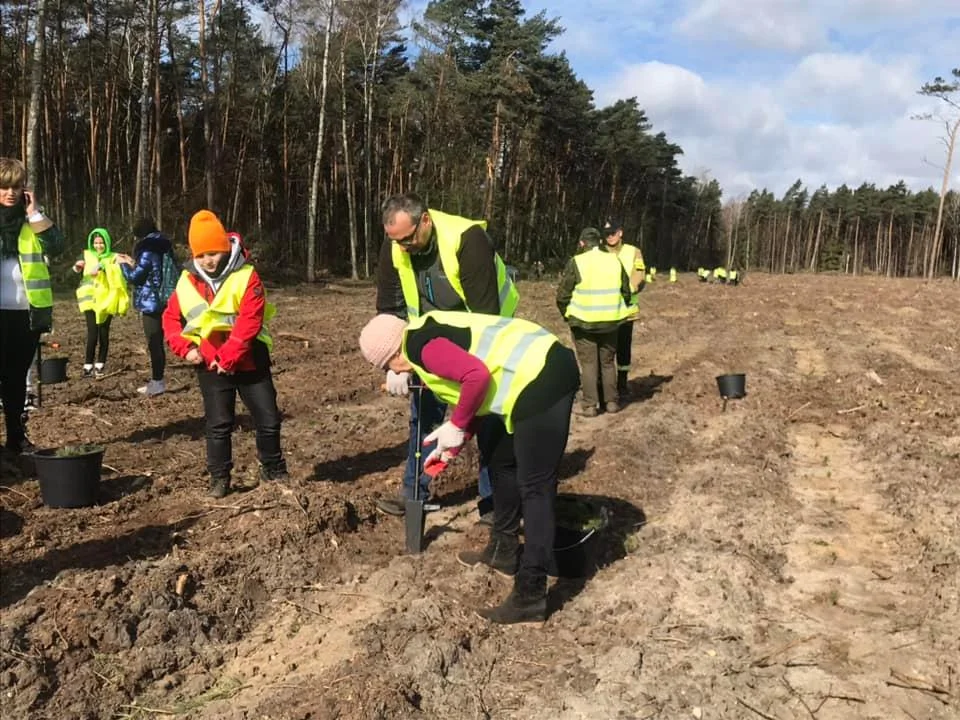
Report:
716,373,746,399
551,495,609,578
31,446,103,508
40,357,69,384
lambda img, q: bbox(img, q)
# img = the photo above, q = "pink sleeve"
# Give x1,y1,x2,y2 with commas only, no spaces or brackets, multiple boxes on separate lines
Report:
420,337,491,430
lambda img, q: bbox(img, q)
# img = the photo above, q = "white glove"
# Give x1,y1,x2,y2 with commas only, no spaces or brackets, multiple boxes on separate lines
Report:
423,421,467,464
385,370,411,396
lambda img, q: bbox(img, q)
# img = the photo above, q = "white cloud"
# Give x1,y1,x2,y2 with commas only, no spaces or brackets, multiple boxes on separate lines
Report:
675,0,827,53
597,58,960,198
675,0,960,52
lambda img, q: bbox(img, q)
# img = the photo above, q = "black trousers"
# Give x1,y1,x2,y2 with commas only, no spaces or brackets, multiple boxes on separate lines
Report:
83,310,112,365
142,312,166,381
484,389,576,581
197,365,283,478
0,310,40,449
616,321,633,372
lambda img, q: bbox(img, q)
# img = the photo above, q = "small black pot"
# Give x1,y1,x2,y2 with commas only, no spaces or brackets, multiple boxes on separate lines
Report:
31,445,104,508
550,495,608,578
716,373,746,399
40,357,69,384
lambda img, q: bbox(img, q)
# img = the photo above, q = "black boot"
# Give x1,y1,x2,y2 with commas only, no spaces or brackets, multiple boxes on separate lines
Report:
208,474,230,498
259,459,289,482
457,530,520,577
617,370,629,399
476,572,547,624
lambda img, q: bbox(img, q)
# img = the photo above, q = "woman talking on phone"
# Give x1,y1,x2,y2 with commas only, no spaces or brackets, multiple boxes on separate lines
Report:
0,158,63,455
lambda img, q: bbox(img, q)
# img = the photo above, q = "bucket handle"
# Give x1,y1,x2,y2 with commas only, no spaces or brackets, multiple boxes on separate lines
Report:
554,506,609,552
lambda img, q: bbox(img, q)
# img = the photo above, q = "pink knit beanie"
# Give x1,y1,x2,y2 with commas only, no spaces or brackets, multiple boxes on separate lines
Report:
359,314,408,368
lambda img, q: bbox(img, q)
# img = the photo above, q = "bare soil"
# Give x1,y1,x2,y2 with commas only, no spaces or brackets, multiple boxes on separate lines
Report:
1,274,958,720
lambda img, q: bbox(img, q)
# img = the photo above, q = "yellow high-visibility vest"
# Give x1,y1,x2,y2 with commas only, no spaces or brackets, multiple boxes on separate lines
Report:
17,225,53,310
714,267,728,280
404,311,557,433
76,249,99,312
616,243,645,304
176,265,275,350
566,248,634,323
669,268,677,283
391,208,519,318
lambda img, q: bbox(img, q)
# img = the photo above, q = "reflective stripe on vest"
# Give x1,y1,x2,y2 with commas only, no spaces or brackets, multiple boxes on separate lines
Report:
18,225,53,308
403,311,556,433
176,265,275,350
566,249,632,323
391,208,519,318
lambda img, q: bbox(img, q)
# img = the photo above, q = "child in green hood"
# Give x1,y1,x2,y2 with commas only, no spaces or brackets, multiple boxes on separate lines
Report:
73,227,128,378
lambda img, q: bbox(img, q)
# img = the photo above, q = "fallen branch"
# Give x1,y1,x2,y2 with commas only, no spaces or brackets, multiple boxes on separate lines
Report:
889,669,951,696
274,598,331,620
736,697,781,720
95,369,125,381
786,401,812,420
0,485,33,502
752,635,818,667
837,404,867,415
101,463,122,474
117,704,175,715
885,681,950,705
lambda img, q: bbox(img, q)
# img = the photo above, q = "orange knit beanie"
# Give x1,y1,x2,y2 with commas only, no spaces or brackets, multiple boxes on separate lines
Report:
188,210,229,257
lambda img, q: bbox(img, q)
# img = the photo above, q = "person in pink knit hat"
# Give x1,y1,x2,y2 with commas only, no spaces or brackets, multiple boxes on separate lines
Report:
359,310,580,626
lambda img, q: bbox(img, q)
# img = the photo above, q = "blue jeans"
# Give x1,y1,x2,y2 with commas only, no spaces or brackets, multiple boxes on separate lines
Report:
403,383,493,505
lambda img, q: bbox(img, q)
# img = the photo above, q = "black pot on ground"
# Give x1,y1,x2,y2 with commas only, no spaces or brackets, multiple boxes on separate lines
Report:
716,373,746,399
550,494,609,578
30,444,104,508
40,357,69,384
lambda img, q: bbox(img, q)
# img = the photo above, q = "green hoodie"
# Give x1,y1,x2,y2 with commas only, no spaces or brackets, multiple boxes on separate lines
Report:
86,227,115,259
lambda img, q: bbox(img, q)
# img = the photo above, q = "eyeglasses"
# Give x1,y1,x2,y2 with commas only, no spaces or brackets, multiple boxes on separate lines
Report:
393,215,422,248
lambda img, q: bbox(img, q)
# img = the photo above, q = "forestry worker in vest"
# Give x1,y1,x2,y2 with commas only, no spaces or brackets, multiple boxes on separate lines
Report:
0,157,63,455
556,227,634,416
162,210,288,498
601,218,646,399
375,193,519,521
359,310,580,623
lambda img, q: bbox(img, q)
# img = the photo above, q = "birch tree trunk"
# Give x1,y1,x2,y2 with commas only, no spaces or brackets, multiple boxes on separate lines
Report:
25,0,49,189
928,116,960,278
341,34,359,279
134,0,156,217
307,0,335,282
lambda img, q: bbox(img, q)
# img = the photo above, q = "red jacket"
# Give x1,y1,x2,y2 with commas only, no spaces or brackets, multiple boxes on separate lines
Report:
162,266,268,373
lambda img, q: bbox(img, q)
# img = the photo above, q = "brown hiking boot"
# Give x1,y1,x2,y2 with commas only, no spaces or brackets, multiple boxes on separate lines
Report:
476,573,547,624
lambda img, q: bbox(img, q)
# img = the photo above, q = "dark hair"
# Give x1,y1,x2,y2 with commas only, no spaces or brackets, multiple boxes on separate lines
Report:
133,217,158,240
381,193,428,226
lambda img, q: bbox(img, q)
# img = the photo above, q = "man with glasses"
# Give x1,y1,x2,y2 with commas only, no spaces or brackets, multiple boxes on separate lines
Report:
374,193,518,523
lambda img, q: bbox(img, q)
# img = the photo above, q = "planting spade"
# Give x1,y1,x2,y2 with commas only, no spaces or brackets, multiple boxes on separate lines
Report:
405,384,426,554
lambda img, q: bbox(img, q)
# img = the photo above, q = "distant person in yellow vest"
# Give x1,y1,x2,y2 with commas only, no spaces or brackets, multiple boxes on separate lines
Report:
713,267,728,284
601,218,645,399
73,227,128,378
0,157,63,455
162,210,288,498
375,193,519,522
556,227,633,416
358,310,580,624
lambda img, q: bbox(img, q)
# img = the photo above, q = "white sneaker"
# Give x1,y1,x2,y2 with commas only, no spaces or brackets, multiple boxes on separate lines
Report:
137,379,166,396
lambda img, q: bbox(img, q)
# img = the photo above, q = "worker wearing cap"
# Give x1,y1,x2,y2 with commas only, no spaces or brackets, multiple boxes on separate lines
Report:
601,218,645,399
556,227,633,416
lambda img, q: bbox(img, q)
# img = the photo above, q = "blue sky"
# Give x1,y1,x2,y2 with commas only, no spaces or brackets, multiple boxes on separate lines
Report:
402,0,960,198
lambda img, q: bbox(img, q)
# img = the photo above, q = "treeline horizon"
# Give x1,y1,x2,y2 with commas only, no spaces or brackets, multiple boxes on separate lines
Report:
2,0,956,281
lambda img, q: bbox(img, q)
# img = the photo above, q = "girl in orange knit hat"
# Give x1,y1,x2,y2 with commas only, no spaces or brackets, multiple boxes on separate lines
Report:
161,209,288,497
